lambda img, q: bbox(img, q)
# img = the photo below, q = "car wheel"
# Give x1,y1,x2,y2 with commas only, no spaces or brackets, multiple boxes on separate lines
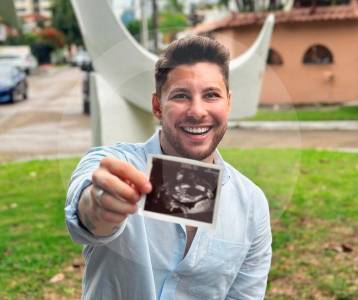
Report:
10,89,17,103
22,82,28,100
11,87,19,103
12,85,22,102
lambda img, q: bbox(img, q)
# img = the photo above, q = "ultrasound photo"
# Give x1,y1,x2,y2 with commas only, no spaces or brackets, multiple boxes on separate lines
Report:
141,155,222,228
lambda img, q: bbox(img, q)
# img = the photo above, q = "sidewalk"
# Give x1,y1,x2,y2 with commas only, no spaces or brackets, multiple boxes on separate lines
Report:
230,121,358,130
222,121,358,152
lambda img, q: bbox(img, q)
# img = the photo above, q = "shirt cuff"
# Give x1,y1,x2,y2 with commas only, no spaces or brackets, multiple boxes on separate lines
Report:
65,178,127,246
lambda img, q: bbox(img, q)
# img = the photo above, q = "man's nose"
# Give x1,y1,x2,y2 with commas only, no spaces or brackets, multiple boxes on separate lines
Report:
187,97,207,119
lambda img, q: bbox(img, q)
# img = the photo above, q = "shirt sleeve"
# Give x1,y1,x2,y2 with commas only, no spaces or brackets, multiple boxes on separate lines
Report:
226,187,272,300
65,147,128,246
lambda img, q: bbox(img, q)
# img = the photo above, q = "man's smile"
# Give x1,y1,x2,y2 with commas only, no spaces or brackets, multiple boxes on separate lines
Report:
180,126,212,135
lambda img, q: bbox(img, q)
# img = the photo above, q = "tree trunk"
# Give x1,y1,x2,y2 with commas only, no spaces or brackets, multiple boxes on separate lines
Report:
140,0,148,49
151,0,158,53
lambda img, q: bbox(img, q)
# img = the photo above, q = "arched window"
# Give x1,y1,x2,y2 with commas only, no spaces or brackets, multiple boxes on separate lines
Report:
267,48,283,65
303,45,334,64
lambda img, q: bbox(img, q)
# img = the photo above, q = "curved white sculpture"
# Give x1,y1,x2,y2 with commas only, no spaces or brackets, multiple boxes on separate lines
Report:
70,0,274,145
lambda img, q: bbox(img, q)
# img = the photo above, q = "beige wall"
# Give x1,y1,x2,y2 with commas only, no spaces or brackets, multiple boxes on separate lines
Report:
15,0,52,18
15,0,34,17
213,20,358,105
39,0,52,18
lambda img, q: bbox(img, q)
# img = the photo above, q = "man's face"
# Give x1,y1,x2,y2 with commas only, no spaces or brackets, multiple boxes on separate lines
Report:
152,62,231,162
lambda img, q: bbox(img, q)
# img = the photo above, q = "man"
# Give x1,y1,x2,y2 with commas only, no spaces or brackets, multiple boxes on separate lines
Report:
65,36,272,299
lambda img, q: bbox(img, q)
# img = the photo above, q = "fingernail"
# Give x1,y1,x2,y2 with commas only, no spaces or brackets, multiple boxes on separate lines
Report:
145,182,152,192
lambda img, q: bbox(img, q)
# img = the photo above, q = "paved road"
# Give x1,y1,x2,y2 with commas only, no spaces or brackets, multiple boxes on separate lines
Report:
0,66,91,163
0,66,357,164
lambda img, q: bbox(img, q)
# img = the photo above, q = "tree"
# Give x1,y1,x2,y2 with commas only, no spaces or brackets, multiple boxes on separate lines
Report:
51,0,83,51
39,27,65,49
165,0,184,13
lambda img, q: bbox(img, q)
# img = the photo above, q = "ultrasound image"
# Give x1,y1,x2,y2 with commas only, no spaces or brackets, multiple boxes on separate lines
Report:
144,157,220,224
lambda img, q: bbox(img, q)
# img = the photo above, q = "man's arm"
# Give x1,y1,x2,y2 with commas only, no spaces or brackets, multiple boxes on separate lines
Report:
226,188,272,300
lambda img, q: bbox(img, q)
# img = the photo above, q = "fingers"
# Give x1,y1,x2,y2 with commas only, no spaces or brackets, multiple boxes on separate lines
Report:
88,186,136,225
90,187,137,215
99,209,128,224
92,169,141,204
88,157,152,226
100,157,152,194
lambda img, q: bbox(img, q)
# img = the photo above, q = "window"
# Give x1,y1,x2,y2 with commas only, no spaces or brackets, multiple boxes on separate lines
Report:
303,44,333,64
267,48,283,65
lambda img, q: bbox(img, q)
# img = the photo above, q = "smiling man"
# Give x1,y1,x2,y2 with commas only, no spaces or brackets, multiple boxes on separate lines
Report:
153,61,229,162
65,36,272,300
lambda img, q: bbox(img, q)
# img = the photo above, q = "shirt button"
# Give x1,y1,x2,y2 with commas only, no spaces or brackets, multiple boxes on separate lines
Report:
172,273,180,280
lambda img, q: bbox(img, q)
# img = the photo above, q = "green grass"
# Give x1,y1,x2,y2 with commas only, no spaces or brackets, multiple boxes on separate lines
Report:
221,148,358,299
0,158,82,300
1,150,357,299
245,105,358,121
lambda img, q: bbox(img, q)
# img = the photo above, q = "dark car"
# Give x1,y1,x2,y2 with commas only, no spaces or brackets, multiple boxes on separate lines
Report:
81,62,94,114
0,64,28,103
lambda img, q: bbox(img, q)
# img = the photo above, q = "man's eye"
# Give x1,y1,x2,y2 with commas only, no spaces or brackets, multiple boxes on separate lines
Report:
205,92,220,99
172,93,189,100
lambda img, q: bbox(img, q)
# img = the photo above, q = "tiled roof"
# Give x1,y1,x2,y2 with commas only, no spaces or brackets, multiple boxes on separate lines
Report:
189,2,358,34
21,13,50,21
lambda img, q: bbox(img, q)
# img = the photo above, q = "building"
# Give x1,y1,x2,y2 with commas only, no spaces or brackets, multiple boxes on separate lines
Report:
0,0,19,41
14,0,52,18
14,0,52,32
190,0,358,106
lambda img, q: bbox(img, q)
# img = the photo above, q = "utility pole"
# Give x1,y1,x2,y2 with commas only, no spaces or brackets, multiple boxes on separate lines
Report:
151,0,158,53
140,0,149,49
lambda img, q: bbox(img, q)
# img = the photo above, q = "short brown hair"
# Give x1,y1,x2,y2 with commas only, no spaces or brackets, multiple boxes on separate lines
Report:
155,36,230,95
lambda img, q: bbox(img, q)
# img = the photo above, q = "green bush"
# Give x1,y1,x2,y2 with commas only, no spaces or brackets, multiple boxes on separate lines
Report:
4,32,39,46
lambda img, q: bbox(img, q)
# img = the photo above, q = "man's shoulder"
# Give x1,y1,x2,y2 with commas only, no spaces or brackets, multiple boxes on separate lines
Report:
223,160,268,208
223,161,259,191
83,142,148,170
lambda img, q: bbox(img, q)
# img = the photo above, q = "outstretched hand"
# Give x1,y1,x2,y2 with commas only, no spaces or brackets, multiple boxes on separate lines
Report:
78,157,152,236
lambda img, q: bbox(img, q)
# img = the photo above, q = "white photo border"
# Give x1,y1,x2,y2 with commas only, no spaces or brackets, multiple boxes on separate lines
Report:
138,154,223,230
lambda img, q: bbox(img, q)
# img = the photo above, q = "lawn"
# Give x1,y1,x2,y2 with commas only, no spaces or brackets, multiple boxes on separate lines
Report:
0,149,357,299
245,105,358,121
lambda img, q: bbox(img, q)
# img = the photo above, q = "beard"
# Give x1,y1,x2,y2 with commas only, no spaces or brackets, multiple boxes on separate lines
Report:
161,118,227,161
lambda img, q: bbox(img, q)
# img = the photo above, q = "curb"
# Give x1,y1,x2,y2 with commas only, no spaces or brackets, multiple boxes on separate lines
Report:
229,121,358,131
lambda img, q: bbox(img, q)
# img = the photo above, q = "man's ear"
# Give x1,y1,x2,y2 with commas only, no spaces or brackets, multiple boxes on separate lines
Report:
228,90,232,112
152,92,162,120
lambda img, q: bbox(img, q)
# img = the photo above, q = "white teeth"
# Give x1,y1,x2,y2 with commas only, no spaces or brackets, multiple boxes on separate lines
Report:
182,127,210,134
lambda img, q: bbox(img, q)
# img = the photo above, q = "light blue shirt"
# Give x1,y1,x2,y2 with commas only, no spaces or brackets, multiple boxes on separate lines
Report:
65,131,272,300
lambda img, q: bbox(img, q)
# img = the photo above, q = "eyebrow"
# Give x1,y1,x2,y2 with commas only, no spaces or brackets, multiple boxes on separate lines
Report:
170,86,222,93
202,87,222,93
168,88,190,95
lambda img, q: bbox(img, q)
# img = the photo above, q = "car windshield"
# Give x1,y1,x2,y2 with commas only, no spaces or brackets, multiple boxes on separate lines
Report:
0,55,19,60
0,65,14,81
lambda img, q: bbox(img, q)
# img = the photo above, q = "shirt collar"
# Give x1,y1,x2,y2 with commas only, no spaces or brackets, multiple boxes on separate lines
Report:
143,129,163,156
144,129,230,185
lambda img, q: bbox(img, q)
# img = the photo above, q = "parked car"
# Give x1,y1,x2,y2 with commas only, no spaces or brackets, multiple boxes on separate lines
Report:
0,64,28,103
82,62,94,114
0,53,38,75
71,50,91,68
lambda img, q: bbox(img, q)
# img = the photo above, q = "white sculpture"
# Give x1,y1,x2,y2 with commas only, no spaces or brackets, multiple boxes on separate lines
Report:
70,0,274,145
